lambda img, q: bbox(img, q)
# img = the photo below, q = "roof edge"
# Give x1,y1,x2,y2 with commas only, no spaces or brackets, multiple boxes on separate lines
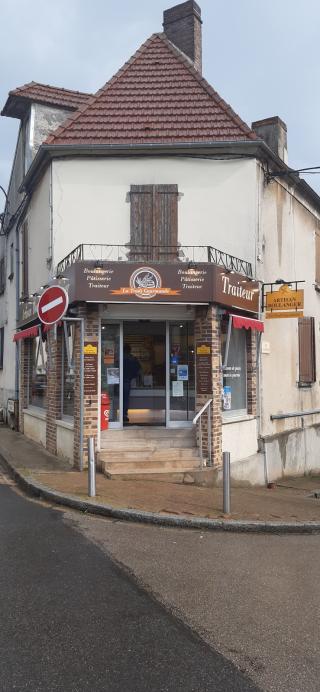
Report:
19,140,320,214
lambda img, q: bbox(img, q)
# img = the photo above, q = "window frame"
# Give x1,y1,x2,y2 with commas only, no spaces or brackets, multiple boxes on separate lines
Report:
221,315,248,418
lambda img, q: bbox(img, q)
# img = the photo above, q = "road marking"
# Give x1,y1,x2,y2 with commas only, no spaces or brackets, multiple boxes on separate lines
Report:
41,296,64,314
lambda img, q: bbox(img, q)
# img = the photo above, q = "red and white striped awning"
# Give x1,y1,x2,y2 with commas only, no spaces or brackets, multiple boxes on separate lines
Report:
13,325,39,342
231,314,264,332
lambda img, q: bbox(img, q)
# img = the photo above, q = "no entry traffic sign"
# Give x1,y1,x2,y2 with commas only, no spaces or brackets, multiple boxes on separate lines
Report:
37,285,69,326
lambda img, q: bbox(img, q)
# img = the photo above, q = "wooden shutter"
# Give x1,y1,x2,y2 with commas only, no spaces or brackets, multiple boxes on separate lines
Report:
22,221,29,297
130,185,153,260
316,233,320,285
154,185,178,260
130,184,178,261
298,317,316,385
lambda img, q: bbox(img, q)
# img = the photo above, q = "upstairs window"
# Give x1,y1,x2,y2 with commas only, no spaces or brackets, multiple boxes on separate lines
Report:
298,317,316,386
0,258,5,295
129,184,178,260
21,221,29,298
0,327,4,369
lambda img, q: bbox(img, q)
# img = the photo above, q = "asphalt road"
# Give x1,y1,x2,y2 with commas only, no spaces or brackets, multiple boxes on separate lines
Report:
70,510,320,692
0,469,259,692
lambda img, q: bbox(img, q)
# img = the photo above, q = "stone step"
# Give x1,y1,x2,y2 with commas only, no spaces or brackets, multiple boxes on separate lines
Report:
104,470,197,483
102,458,201,474
98,447,200,463
101,427,195,441
100,438,197,451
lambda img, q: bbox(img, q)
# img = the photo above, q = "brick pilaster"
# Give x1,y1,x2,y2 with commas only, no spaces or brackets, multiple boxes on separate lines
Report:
19,339,32,433
194,304,222,466
46,327,63,454
246,328,257,416
73,304,99,469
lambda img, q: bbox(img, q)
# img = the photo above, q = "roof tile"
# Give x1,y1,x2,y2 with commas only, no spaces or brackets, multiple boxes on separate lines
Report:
45,33,256,146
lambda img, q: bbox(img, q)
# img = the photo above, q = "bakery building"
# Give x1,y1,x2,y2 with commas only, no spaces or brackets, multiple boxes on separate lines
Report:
15,257,261,476
3,0,320,484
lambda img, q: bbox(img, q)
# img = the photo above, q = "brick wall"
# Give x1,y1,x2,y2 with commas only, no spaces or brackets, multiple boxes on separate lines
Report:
194,305,222,466
46,327,63,454
246,328,257,416
73,304,99,469
19,339,32,433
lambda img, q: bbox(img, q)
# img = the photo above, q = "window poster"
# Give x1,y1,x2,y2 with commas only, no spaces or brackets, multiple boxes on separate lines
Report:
222,386,232,410
172,380,184,397
107,367,120,385
104,340,115,365
177,364,188,381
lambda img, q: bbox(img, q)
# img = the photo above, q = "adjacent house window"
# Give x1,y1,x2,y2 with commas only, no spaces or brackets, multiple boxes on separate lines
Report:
8,243,14,280
130,184,178,260
61,323,75,418
29,334,47,408
22,221,29,298
0,258,5,294
298,317,316,386
0,327,4,369
221,318,247,416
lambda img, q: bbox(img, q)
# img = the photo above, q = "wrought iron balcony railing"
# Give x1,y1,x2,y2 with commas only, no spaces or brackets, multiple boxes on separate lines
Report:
56,244,253,278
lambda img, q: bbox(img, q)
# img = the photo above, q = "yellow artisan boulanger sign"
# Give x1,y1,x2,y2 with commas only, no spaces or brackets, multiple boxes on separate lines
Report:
196,344,211,355
84,343,98,355
265,285,304,318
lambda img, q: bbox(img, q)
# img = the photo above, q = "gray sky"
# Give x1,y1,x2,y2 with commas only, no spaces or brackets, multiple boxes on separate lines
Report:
1,0,320,209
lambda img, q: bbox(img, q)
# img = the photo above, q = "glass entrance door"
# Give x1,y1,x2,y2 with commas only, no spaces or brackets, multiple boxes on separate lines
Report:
167,321,195,426
123,321,166,425
101,319,195,428
101,322,122,427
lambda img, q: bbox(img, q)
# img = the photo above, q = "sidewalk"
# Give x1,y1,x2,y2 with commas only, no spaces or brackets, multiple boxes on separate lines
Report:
1,425,320,527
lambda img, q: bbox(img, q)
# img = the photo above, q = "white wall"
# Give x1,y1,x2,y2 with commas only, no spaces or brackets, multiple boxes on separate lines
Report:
259,175,320,439
24,165,52,294
52,157,257,268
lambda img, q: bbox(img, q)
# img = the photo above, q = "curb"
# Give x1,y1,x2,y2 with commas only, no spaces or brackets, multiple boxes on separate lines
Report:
2,452,320,534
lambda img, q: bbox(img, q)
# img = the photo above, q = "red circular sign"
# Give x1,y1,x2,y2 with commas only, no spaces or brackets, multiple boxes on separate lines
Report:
37,286,69,326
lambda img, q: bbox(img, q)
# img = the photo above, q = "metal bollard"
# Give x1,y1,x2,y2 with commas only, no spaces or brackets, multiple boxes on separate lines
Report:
88,437,96,497
223,451,231,514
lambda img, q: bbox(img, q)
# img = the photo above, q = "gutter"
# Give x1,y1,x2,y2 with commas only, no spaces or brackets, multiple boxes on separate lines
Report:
19,139,320,214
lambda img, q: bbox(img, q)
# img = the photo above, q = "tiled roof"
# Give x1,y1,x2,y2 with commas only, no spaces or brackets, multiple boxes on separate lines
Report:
46,33,256,146
2,82,91,118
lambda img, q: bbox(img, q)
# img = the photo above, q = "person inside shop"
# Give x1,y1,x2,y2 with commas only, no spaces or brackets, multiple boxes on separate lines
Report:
123,343,141,423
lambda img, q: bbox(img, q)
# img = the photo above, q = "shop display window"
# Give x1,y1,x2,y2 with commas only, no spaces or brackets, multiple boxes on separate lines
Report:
62,324,75,418
29,335,47,409
221,318,247,416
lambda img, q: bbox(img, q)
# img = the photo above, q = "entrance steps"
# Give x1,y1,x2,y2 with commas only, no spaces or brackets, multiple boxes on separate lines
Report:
98,427,202,481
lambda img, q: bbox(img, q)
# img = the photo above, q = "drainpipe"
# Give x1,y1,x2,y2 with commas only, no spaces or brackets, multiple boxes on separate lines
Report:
15,224,21,400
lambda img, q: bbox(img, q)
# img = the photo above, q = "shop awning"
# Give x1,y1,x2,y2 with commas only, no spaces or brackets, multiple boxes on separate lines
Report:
13,325,39,342
231,314,264,332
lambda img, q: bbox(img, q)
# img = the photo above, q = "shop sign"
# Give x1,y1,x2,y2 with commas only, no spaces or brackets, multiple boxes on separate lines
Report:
196,342,212,395
213,267,260,313
84,341,98,395
64,261,260,312
265,284,304,319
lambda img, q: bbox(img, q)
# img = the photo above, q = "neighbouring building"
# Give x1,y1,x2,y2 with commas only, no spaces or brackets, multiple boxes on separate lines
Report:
1,0,320,484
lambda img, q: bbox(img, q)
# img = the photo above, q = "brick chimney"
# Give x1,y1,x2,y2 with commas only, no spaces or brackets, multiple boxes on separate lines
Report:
251,117,288,164
163,1,202,73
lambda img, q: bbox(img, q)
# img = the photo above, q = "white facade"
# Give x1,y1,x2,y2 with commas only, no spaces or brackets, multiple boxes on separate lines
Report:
51,157,257,268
